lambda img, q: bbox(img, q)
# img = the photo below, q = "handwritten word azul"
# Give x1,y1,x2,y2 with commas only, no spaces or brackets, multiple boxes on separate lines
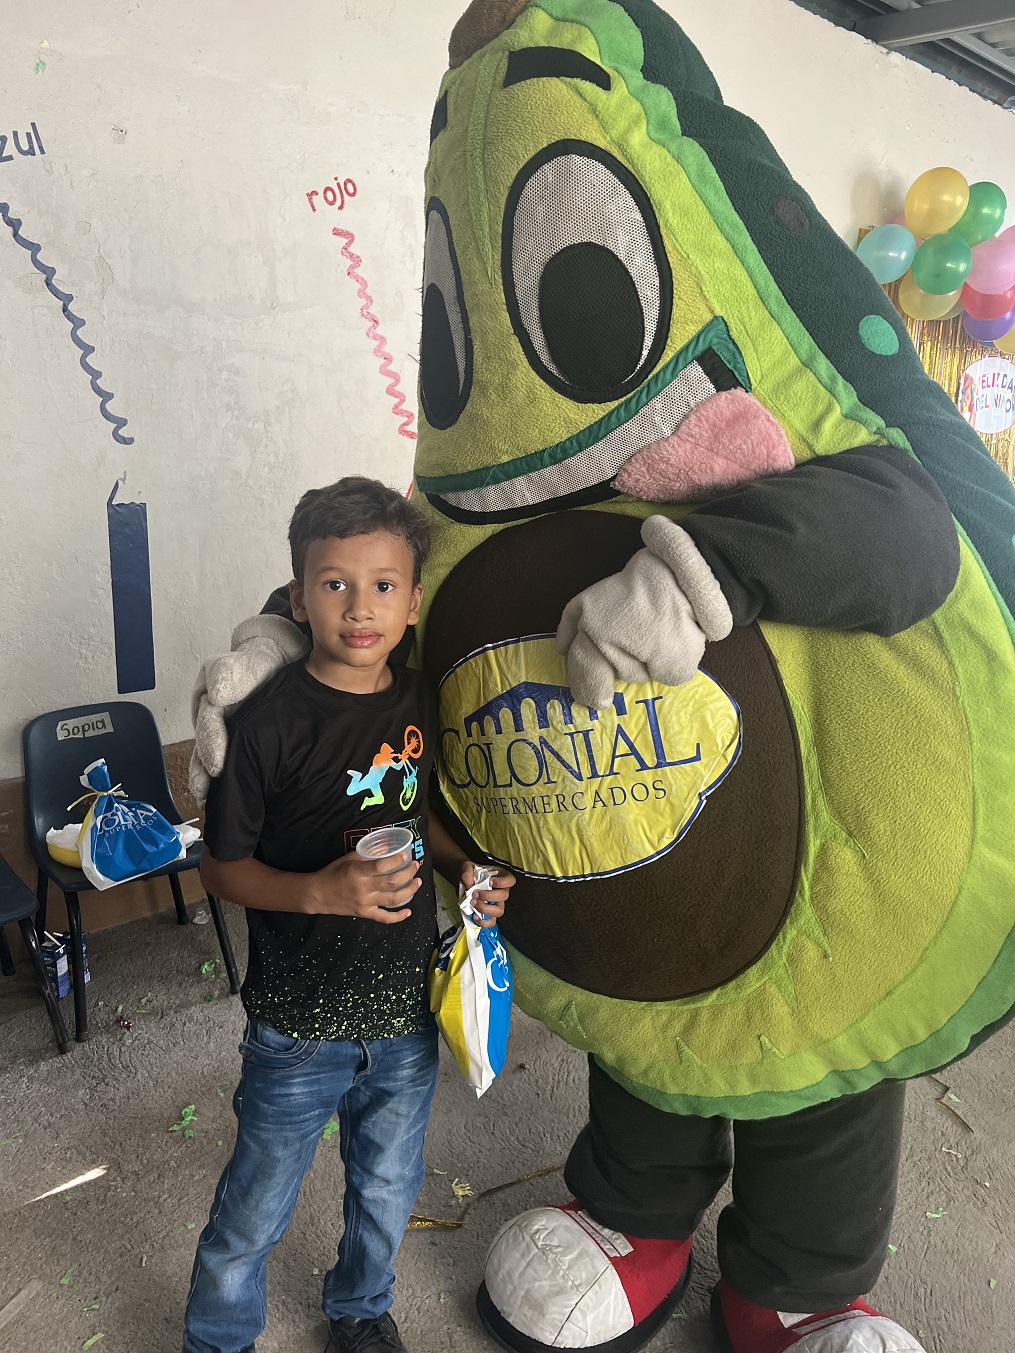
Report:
307,177,358,213
1,123,45,164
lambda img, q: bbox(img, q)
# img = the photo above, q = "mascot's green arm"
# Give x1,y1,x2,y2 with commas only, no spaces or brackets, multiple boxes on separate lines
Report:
680,442,960,634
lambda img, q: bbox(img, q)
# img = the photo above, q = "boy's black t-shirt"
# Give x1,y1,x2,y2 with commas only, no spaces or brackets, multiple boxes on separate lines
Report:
203,661,438,1042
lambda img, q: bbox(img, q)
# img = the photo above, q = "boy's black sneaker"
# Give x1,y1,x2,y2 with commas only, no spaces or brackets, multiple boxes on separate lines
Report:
326,1313,406,1353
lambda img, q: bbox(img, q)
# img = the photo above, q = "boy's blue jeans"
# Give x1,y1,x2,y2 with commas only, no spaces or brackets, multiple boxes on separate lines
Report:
182,1020,439,1353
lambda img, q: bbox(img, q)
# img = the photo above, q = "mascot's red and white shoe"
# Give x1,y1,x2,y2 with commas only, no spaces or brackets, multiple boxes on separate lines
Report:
711,1279,927,1352
476,1200,692,1352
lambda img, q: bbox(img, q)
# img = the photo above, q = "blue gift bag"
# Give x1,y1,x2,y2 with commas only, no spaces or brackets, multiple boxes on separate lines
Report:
76,759,184,890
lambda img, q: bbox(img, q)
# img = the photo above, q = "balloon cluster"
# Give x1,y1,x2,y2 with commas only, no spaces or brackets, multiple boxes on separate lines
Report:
856,168,1015,354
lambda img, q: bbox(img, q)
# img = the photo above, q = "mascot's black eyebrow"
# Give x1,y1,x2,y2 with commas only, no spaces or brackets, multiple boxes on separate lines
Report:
430,92,449,144
504,47,612,90
430,49,610,146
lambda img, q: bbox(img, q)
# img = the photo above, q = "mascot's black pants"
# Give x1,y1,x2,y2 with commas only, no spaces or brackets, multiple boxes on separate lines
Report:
565,1057,906,1313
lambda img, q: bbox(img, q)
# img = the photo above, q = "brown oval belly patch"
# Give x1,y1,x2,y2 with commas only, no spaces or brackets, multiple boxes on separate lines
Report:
423,511,803,1001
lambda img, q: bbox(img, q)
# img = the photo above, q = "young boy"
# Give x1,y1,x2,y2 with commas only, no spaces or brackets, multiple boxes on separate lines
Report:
183,477,513,1353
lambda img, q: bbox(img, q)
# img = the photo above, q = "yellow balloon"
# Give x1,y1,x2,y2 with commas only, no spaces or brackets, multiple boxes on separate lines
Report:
905,167,970,238
994,322,1015,356
940,297,966,321
898,272,962,320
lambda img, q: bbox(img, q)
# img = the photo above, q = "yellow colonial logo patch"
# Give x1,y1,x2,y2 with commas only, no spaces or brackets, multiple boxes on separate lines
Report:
438,635,742,881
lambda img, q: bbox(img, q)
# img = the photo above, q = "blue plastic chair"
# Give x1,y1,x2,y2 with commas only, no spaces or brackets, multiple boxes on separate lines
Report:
0,852,70,1054
23,701,240,1042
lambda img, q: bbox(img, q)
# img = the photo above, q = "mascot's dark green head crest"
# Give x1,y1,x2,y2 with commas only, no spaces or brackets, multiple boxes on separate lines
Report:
419,0,1015,620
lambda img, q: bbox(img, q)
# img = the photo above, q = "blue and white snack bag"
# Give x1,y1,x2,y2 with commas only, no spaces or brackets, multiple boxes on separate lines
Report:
76,759,185,890
429,866,514,1097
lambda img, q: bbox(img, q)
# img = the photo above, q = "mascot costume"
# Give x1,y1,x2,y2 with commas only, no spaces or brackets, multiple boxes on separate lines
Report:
191,2,1015,1349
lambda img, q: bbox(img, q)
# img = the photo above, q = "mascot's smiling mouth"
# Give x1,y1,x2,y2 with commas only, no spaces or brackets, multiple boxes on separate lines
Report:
417,318,754,524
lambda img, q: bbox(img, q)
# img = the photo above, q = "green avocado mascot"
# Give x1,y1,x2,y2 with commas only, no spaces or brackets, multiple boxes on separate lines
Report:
191,2,1015,1349
417,1,1015,1348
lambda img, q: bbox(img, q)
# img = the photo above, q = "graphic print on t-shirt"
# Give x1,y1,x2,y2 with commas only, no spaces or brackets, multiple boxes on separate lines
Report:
204,663,439,1042
345,813,427,862
345,724,424,812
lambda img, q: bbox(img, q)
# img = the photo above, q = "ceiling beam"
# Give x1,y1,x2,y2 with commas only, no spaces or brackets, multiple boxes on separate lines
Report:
856,0,1015,48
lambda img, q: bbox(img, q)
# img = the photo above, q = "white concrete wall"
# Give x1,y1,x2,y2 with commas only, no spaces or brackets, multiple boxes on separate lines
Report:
3,0,1015,779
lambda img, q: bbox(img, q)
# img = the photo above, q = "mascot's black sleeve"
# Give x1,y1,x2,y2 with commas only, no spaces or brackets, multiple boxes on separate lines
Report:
680,444,961,636
259,587,415,667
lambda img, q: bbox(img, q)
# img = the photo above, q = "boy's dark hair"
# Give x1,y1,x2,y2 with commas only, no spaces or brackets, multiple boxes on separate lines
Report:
289,477,431,584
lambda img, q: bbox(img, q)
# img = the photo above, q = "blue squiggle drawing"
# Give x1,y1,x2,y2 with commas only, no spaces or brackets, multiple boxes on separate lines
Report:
0,201,133,445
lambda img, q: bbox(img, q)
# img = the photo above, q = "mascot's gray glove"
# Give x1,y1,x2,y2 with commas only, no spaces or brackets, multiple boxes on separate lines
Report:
189,614,310,805
556,515,734,709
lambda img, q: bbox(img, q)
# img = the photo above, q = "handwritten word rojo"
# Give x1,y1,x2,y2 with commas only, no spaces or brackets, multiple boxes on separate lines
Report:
1,122,45,164
332,227,418,442
307,177,358,213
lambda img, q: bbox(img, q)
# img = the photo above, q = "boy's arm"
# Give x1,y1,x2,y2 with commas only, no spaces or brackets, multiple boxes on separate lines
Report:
200,848,422,924
428,813,515,929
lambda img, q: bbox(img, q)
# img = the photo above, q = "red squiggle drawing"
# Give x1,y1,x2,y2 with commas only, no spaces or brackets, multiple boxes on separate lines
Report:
332,227,417,442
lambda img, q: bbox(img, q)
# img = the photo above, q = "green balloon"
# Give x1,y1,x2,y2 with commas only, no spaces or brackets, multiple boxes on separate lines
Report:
911,233,973,295
951,181,1007,247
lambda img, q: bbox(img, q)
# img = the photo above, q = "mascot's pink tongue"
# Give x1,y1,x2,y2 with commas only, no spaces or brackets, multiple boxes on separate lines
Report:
613,389,795,502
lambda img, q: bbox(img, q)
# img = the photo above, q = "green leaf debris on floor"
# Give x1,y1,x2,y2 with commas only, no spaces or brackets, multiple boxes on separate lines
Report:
451,1178,474,1200
926,1208,947,1220
58,1268,73,1286
82,1337,105,1350
0,1134,20,1146
169,1105,197,1136
321,1119,339,1142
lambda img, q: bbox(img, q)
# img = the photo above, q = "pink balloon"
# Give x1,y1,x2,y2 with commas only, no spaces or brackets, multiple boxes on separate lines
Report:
968,236,1015,293
890,211,922,246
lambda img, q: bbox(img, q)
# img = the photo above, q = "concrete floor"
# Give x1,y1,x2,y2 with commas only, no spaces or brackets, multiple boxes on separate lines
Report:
1,906,1012,1353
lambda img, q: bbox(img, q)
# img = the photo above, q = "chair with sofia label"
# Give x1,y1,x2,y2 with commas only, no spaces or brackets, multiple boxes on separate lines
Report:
22,701,240,1043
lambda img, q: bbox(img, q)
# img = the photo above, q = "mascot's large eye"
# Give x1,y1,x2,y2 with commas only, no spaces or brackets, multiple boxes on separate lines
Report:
420,198,473,429
503,141,672,404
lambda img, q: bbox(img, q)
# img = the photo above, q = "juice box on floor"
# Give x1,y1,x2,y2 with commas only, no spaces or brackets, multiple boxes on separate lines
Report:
41,933,90,998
